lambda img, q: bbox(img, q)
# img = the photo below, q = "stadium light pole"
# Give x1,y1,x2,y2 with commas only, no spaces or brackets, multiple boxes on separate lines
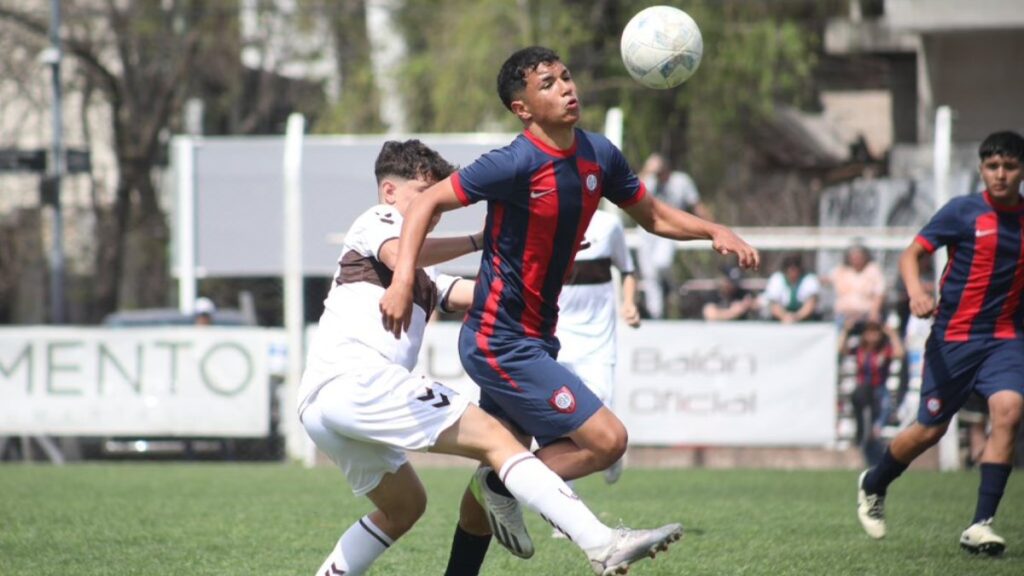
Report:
45,0,66,324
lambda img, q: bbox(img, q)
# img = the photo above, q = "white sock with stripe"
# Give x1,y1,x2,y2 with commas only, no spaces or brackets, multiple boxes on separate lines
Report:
315,514,393,576
499,452,613,550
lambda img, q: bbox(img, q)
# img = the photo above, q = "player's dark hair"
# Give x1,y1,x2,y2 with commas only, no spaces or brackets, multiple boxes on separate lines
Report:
497,46,562,111
979,130,1024,162
781,254,804,271
374,139,456,185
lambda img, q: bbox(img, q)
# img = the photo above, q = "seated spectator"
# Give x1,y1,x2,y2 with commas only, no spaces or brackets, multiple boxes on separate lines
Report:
703,265,758,321
839,319,904,466
194,297,216,326
828,243,885,326
763,254,820,323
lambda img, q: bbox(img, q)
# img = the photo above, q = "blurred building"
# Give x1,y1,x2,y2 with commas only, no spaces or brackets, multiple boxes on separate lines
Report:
826,0,1024,174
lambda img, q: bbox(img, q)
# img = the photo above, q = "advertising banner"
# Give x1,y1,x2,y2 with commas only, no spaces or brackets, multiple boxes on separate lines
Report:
416,321,836,446
0,328,276,436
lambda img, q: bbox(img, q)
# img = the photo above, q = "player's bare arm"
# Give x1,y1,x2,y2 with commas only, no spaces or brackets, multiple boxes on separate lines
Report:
624,193,760,270
444,279,477,311
620,272,641,327
899,241,936,318
380,176,464,337
377,231,482,271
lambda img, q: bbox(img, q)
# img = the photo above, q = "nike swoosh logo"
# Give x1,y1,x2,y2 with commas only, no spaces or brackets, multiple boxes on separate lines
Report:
975,229,998,237
530,189,555,199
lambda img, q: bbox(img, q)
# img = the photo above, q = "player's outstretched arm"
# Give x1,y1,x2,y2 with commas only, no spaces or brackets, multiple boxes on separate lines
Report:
380,177,465,338
623,194,760,270
899,241,935,318
378,231,482,271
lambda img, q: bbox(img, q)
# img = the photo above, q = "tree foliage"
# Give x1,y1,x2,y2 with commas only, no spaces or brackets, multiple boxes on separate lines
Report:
0,0,329,321
388,0,843,215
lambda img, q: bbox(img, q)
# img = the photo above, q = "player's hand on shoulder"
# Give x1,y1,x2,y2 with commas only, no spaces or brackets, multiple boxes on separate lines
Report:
379,282,413,338
710,225,760,270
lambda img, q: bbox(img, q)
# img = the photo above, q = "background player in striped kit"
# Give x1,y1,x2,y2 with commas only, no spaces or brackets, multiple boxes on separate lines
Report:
857,130,1024,556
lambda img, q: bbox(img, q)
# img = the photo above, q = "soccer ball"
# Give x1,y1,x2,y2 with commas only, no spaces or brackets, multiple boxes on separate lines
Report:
620,6,703,89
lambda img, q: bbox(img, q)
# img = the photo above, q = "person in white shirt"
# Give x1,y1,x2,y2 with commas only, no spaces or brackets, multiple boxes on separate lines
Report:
300,140,679,576
557,209,640,485
636,153,712,319
763,254,821,323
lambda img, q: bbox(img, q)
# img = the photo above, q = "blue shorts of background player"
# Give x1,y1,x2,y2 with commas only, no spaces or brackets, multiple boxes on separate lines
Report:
918,337,1024,425
458,325,604,447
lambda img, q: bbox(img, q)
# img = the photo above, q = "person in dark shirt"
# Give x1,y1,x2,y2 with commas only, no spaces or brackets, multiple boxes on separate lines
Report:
856,130,1024,556
840,320,904,465
703,265,758,321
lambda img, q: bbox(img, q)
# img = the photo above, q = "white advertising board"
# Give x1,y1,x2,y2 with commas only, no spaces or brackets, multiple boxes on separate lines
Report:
414,321,836,447
614,322,837,446
0,328,277,437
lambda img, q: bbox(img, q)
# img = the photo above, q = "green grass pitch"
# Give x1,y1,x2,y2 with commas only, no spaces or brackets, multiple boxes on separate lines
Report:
1,463,1022,575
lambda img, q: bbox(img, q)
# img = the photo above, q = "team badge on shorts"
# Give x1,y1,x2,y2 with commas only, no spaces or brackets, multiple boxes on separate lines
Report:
925,397,942,416
549,386,577,414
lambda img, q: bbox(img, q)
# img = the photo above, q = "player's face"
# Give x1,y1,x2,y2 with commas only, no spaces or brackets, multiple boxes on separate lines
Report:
385,176,441,231
980,154,1022,205
513,60,580,127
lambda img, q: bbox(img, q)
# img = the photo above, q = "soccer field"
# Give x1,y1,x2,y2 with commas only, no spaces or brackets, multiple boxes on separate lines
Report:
1,464,1021,575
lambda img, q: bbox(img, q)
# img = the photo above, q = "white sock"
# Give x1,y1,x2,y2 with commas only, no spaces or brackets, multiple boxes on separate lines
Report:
498,452,613,550
315,514,393,576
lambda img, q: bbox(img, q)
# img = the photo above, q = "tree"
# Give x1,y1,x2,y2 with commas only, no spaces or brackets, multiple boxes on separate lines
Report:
391,0,842,221
0,0,328,321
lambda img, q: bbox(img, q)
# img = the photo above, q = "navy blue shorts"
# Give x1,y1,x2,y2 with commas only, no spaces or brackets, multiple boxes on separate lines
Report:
918,336,1024,425
458,325,603,446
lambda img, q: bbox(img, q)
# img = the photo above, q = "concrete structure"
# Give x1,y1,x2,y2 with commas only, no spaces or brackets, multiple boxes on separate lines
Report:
826,0,1024,146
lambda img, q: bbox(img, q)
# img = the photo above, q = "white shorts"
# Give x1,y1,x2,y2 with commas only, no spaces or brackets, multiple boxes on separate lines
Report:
300,363,469,496
561,361,615,407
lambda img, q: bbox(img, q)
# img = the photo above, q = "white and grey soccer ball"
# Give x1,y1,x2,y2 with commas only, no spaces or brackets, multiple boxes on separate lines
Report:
620,5,703,89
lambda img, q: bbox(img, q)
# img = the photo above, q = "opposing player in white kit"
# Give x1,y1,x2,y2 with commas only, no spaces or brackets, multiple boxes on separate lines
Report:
300,140,684,576
558,209,640,485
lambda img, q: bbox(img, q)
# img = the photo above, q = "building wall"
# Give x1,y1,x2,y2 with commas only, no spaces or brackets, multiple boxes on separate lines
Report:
924,31,1024,142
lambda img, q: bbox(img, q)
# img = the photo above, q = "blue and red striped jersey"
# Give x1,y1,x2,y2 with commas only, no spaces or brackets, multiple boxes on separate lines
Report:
452,128,646,339
855,346,893,389
915,190,1024,341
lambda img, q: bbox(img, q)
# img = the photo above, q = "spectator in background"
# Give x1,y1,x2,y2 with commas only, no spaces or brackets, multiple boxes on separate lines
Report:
840,320,904,466
763,254,820,323
828,243,886,327
635,152,712,318
194,297,216,326
703,265,758,321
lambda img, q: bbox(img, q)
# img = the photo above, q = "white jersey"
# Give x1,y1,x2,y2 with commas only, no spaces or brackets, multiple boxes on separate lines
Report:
298,204,459,409
557,210,634,365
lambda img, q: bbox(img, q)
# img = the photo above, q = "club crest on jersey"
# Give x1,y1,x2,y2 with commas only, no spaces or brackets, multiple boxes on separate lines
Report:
926,397,942,416
549,386,577,414
584,173,599,194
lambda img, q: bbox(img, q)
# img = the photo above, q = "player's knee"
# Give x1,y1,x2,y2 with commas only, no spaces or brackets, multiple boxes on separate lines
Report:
989,397,1023,428
592,427,628,468
389,493,427,535
919,422,948,444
